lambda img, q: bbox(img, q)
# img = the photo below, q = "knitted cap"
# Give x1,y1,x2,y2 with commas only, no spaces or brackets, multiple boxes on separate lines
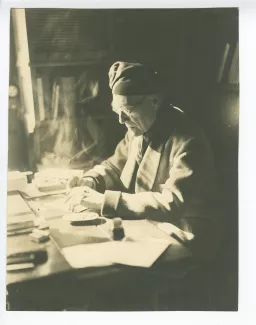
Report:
109,61,160,95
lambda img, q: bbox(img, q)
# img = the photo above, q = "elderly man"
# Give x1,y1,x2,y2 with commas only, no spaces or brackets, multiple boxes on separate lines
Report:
67,61,219,259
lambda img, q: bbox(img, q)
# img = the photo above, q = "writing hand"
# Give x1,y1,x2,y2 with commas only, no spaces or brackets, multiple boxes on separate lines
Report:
80,186,104,214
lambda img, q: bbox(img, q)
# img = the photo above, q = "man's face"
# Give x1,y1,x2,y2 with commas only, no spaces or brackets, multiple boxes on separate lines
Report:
111,94,158,136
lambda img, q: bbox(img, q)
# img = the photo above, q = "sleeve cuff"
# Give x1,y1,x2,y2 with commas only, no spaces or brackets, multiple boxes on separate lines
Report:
82,171,106,193
101,190,122,218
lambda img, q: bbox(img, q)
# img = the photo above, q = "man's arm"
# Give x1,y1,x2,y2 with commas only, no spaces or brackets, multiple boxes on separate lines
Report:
82,131,130,192
80,133,220,258
101,136,215,228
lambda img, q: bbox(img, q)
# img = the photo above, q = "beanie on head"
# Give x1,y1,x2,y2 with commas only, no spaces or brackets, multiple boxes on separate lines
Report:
108,61,161,95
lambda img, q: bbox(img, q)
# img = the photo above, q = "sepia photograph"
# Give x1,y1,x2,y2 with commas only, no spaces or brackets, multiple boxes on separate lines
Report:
5,6,239,312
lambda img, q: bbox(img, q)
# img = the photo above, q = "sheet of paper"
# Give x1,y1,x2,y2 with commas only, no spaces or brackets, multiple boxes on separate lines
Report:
7,193,34,218
26,195,68,220
43,197,89,215
42,196,71,212
62,243,114,268
108,238,171,268
62,238,171,269
156,222,194,241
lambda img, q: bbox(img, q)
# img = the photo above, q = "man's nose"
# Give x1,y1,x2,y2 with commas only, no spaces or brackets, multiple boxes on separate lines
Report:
118,111,129,124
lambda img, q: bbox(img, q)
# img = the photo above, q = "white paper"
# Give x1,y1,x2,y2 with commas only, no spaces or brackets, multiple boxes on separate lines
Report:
44,197,89,214
156,222,194,241
43,196,71,212
7,193,34,217
63,243,114,268
62,238,171,269
108,238,171,268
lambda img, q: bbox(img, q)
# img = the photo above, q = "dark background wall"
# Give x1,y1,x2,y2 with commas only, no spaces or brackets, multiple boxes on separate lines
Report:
8,8,238,310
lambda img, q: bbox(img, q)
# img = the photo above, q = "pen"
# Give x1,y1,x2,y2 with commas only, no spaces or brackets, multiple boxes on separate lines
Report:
170,232,190,250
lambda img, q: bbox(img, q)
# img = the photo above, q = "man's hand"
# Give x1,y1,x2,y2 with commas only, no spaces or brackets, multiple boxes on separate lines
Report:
66,176,96,190
80,186,104,213
65,186,104,214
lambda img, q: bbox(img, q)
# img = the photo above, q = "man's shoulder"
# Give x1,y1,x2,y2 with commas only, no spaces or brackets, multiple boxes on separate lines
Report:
157,105,213,157
164,104,205,139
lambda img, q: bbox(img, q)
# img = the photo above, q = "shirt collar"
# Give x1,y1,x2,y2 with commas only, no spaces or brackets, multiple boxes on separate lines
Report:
143,101,172,143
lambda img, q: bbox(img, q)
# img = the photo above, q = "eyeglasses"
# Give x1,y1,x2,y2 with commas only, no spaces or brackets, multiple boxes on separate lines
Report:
111,96,146,116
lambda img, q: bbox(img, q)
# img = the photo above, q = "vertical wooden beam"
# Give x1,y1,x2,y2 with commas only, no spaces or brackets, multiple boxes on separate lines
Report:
11,8,35,134
11,9,37,171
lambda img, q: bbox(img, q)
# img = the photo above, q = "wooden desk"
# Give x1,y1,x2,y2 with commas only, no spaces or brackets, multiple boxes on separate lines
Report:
6,192,194,311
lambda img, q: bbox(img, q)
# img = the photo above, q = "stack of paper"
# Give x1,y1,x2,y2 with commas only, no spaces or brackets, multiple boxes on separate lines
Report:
7,215,34,232
7,193,35,235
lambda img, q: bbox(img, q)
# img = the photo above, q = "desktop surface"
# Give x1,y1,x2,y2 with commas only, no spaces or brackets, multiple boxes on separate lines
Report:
6,190,193,310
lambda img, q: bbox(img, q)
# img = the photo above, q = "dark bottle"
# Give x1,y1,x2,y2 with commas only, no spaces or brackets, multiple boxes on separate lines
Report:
112,217,125,241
